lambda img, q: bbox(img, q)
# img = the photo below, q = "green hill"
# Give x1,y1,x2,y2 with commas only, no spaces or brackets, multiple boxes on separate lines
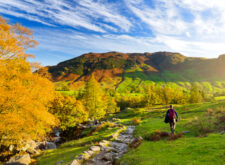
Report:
40,52,225,93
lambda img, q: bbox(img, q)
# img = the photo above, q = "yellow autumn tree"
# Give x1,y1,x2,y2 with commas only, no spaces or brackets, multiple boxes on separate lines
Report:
82,75,107,120
49,94,88,131
0,16,57,158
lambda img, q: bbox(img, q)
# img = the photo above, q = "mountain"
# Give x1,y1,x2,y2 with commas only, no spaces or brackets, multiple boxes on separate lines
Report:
43,51,225,89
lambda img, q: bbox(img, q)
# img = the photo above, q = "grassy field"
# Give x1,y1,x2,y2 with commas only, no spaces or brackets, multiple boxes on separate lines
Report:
119,102,225,165
35,124,120,165
34,101,225,165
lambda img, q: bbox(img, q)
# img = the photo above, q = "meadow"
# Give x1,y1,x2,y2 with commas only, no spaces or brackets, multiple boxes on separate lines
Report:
34,101,225,165
119,102,225,165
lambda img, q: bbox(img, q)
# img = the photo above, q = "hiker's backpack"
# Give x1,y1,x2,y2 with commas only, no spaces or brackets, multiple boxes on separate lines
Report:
168,109,175,119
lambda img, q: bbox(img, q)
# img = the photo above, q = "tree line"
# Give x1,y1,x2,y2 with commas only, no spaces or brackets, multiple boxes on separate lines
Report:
117,82,207,109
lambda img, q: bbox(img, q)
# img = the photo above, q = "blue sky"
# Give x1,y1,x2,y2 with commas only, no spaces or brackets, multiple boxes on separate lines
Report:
1,0,225,66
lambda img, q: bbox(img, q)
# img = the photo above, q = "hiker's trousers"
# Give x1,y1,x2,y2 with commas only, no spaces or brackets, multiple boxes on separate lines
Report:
169,118,176,134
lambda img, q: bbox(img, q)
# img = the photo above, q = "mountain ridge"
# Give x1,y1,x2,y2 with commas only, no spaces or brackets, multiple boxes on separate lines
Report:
40,51,225,89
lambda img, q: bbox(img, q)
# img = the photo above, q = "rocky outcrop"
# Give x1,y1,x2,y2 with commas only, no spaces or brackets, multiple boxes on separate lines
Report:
5,154,31,165
36,141,57,150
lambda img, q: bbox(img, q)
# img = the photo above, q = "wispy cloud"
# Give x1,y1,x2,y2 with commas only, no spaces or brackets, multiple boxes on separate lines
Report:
126,0,188,35
0,0,132,32
1,0,225,65
125,0,225,57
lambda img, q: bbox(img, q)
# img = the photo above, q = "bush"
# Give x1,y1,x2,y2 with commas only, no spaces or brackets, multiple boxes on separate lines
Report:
167,132,183,141
89,122,115,135
185,107,225,135
148,130,170,141
214,110,225,130
49,94,88,131
132,117,141,125
185,116,214,136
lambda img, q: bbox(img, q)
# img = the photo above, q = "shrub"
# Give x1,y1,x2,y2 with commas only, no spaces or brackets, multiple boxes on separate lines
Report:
49,94,88,131
149,134,161,141
185,109,225,135
132,117,141,125
167,132,183,141
148,130,170,141
207,108,213,114
90,122,115,135
214,111,225,130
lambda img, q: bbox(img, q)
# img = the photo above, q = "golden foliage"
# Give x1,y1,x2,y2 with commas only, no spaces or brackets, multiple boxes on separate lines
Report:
49,94,88,130
0,16,38,59
0,16,57,158
132,117,141,125
82,75,107,120
0,59,58,147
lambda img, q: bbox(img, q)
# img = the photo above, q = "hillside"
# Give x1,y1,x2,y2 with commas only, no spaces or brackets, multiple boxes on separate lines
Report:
43,52,225,89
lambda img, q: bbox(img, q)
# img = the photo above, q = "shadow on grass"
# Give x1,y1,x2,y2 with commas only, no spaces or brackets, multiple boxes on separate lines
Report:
35,146,88,165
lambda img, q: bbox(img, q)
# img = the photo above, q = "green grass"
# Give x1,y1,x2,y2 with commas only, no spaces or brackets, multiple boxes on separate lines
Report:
35,126,119,165
121,134,225,165
35,101,225,165
119,101,225,165
214,96,225,101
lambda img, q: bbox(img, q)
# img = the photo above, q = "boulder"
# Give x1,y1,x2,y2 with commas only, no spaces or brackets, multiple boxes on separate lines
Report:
26,148,40,155
46,142,56,149
9,145,15,152
83,150,94,157
5,154,31,165
20,140,37,152
98,140,109,147
36,141,56,150
90,146,100,152
102,152,113,161
126,126,135,134
101,146,116,152
77,154,86,160
70,159,81,165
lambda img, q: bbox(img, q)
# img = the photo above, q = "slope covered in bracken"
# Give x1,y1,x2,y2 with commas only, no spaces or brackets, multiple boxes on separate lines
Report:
41,51,225,89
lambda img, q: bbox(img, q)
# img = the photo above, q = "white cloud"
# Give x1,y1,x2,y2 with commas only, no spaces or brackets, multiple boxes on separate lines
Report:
77,0,132,32
125,0,225,57
155,35,225,58
125,0,188,35
31,28,167,61
0,0,132,32
2,0,225,65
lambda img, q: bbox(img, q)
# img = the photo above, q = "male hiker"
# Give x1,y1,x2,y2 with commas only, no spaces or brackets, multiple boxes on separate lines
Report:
164,105,178,134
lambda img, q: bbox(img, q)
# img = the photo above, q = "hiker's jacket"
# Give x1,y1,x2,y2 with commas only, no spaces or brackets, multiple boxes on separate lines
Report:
164,109,178,123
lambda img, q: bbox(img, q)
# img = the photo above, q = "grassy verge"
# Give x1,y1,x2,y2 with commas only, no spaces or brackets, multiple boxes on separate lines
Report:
119,101,225,165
